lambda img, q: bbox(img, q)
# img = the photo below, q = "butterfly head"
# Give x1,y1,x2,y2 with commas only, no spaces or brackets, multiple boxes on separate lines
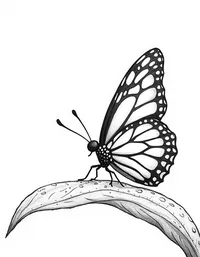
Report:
87,140,99,152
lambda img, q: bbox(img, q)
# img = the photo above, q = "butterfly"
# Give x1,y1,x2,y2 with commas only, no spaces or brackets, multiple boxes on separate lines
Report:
57,48,177,187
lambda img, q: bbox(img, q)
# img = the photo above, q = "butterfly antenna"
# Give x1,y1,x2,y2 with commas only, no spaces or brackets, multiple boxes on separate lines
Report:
56,119,89,142
72,110,92,141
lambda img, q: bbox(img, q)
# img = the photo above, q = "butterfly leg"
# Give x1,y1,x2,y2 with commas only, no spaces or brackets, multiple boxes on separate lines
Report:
106,167,124,187
90,166,101,181
78,165,100,181
107,170,114,186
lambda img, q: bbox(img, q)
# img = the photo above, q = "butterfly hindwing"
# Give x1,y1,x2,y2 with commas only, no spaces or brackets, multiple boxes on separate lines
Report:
100,48,167,145
109,118,177,186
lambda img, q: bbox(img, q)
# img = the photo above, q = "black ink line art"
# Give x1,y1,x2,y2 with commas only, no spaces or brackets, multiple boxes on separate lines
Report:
57,48,177,187
6,48,200,257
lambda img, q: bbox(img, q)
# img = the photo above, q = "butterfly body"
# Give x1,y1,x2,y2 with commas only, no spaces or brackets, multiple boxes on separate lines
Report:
58,48,178,187
96,144,112,167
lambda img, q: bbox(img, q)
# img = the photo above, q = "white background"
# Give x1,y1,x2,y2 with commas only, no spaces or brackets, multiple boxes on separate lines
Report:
1,1,200,257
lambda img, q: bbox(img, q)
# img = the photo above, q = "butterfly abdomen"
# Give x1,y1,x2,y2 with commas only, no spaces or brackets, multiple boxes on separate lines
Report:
96,145,112,167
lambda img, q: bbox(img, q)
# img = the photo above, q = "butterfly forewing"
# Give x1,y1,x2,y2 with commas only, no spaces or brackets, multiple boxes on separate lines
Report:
100,48,166,145
109,118,177,186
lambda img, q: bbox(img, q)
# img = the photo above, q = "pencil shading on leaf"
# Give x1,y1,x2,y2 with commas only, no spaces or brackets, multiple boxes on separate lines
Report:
6,180,200,257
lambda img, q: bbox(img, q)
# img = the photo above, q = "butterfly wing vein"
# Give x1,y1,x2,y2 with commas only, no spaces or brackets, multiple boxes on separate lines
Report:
99,48,177,186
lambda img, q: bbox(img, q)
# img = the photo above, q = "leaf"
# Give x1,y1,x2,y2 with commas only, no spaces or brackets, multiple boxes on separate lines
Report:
6,180,200,257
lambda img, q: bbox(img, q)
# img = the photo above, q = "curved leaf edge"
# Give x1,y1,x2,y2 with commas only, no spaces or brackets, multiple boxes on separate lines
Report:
6,180,200,257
